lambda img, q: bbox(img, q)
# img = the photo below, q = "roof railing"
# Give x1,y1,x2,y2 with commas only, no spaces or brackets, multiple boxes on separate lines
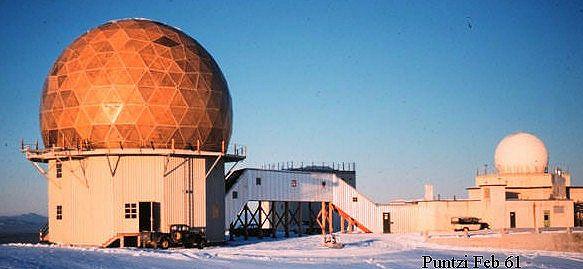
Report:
20,138,247,157
260,161,356,172
475,163,569,176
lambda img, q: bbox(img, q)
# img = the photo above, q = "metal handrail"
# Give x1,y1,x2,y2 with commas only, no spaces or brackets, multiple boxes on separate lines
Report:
39,223,49,242
260,161,357,172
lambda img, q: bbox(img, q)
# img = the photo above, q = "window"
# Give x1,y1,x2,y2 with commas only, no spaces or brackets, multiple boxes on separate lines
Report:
56,205,62,220
505,192,519,200
291,179,298,188
256,177,261,185
322,181,326,187
232,191,238,199
56,162,62,178
352,197,358,202
125,203,137,219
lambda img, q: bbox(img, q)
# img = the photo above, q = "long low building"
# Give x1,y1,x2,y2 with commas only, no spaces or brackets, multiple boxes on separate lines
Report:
226,132,583,235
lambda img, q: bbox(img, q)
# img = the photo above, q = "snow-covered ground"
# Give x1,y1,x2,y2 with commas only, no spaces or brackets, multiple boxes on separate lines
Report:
1,233,582,268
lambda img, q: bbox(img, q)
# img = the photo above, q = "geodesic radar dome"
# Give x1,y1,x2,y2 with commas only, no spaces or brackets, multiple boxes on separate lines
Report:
494,132,548,174
40,18,232,152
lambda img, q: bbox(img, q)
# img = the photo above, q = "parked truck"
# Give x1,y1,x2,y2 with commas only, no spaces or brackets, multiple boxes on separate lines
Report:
139,224,207,249
451,217,490,232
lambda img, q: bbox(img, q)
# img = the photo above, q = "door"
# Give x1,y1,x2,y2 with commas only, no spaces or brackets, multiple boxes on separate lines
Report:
152,202,160,231
383,212,391,233
139,202,161,232
509,212,516,228
575,203,583,227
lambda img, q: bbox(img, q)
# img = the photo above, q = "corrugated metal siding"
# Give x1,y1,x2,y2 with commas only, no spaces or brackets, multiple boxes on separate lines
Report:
55,157,118,246
225,171,249,227
48,155,219,246
113,156,165,234
163,157,188,231
379,204,419,233
76,157,115,245
224,169,335,226
192,158,206,228
205,158,226,242
245,170,333,202
47,160,65,243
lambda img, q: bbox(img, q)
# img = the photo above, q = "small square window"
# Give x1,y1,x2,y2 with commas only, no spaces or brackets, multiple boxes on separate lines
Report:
124,203,137,219
352,197,358,202
256,177,261,185
291,179,298,188
232,191,238,199
56,162,62,178
56,205,62,220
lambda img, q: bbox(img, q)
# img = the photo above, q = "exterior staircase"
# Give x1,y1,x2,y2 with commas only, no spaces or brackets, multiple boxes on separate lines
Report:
39,223,49,243
331,176,381,233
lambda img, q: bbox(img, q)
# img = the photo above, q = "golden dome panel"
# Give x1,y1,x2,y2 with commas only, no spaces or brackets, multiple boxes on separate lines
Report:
40,19,232,151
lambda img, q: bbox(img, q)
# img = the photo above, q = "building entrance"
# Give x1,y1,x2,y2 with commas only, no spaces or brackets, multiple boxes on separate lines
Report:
139,202,161,232
575,203,583,227
383,212,391,233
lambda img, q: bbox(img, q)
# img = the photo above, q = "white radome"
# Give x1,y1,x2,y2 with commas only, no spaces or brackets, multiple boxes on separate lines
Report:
494,132,548,174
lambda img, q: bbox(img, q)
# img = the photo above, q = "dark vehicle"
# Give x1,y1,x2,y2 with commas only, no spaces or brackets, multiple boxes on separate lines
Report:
139,224,206,249
170,224,206,249
451,217,490,232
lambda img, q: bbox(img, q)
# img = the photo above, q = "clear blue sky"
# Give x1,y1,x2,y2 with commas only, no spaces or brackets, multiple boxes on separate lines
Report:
1,1,582,215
